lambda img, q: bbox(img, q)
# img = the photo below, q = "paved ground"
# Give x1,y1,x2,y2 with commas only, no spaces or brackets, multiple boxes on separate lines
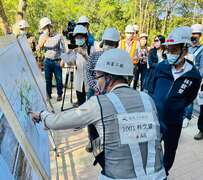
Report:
49,89,203,180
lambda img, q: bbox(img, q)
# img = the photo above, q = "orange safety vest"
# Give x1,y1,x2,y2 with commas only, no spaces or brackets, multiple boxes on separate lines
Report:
121,39,138,64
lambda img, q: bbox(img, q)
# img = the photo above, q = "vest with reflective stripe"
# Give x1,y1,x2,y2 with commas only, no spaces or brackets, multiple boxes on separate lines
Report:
94,87,165,179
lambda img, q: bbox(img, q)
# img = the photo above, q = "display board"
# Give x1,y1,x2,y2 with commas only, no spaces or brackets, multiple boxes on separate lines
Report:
0,37,50,179
17,36,47,101
0,112,39,180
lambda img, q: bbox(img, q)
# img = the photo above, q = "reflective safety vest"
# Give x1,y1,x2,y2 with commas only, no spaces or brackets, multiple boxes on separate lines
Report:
92,87,166,180
186,45,203,62
121,39,138,64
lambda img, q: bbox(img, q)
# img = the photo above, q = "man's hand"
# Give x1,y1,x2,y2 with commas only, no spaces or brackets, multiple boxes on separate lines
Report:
132,58,139,64
28,111,41,123
94,87,100,96
60,60,65,68
37,36,49,50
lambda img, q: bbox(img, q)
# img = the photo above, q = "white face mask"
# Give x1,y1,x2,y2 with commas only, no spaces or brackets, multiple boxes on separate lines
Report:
167,53,180,65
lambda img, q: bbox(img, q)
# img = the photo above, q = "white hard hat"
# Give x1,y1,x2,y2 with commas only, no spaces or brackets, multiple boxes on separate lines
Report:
133,25,139,31
78,16,89,24
102,28,120,42
125,25,135,33
18,20,29,29
163,26,192,46
73,25,88,35
139,33,148,38
94,48,134,77
191,24,203,34
39,17,52,29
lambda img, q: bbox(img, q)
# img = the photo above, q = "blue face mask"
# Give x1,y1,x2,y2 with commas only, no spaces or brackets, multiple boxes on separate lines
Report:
167,53,180,65
75,39,85,46
96,78,111,95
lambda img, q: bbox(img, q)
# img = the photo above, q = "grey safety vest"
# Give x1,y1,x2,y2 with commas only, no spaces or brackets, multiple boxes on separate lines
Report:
93,87,166,180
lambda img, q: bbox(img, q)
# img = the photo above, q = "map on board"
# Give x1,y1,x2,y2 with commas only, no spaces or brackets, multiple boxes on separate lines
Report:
0,38,50,178
17,36,47,100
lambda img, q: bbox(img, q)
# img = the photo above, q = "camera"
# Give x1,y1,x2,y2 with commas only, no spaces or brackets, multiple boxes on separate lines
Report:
62,20,78,49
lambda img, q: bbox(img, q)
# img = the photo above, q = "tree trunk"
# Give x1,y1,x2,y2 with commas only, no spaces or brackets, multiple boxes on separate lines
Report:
146,13,151,36
139,0,142,30
141,0,149,32
133,0,137,24
18,0,27,15
0,0,11,35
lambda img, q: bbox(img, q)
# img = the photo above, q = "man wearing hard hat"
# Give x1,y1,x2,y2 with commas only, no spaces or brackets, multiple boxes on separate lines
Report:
77,16,95,48
151,26,201,176
86,27,120,152
61,25,94,106
37,17,65,101
183,24,203,130
18,20,36,53
29,48,166,180
18,20,29,36
12,12,24,36
87,27,120,98
120,24,139,64
120,24,140,88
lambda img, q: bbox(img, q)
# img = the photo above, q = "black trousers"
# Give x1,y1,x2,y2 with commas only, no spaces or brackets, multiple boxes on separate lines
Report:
163,123,182,176
133,63,147,90
197,84,203,132
76,83,86,106
197,105,203,132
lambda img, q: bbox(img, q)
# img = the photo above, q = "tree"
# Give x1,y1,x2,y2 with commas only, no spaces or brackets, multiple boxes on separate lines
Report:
0,0,203,40
18,0,27,14
0,0,11,34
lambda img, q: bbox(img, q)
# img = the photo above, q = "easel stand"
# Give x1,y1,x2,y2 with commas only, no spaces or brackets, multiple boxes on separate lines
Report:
61,67,74,111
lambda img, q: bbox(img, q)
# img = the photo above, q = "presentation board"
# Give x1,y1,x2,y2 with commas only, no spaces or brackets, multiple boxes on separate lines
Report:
0,36,50,179
0,112,40,180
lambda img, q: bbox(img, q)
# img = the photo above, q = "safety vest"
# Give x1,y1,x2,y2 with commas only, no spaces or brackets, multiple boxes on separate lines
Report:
121,39,138,64
92,87,166,180
186,45,203,62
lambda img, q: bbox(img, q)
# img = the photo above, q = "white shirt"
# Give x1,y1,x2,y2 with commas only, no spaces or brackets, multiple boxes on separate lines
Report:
172,61,193,80
157,50,163,63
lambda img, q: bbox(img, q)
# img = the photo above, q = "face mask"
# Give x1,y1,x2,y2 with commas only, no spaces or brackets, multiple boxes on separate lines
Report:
167,53,180,65
96,78,111,95
75,39,85,46
43,29,49,36
103,44,112,51
191,37,198,44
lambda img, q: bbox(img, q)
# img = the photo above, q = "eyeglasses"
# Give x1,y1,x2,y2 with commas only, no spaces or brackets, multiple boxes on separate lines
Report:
154,39,160,42
95,74,105,80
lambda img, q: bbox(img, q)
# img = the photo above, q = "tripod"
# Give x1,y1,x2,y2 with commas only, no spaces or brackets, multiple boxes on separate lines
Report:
61,66,74,111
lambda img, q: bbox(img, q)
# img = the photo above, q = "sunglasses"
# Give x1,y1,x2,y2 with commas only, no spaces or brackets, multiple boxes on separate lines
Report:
154,39,160,42
95,74,105,80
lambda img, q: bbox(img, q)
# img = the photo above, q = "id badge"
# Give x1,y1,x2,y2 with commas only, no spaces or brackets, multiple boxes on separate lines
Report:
117,112,157,144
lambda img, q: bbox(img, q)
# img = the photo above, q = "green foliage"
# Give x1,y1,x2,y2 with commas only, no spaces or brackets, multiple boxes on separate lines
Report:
1,0,203,41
